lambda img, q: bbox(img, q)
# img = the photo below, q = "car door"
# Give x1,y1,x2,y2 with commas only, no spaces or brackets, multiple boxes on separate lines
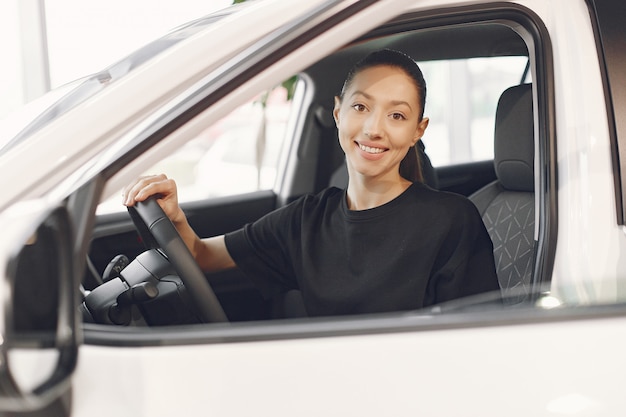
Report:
73,0,623,416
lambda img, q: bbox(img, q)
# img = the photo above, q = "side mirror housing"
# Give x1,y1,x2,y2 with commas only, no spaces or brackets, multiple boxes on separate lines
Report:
0,201,79,412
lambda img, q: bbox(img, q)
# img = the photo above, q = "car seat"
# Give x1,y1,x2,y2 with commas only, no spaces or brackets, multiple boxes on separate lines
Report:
469,83,535,303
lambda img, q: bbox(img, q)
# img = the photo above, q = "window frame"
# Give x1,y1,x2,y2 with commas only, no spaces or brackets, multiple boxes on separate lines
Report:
83,3,562,347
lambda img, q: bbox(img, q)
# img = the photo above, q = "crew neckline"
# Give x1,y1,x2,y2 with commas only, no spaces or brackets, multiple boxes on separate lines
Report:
341,182,418,221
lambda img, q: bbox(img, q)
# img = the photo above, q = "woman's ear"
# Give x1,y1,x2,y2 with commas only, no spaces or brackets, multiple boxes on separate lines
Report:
333,96,341,126
413,117,429,144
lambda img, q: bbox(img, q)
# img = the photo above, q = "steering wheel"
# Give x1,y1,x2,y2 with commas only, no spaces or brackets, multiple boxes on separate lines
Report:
127,196,228,323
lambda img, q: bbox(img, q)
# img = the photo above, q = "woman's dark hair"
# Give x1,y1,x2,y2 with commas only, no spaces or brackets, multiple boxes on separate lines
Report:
340,49,427,182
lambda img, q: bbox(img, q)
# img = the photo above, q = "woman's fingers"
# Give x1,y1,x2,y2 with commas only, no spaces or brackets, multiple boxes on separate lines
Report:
122,174,174,206
122,175,188,225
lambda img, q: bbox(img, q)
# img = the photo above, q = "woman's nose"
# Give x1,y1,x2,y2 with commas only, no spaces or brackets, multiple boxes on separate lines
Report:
363,111,384,138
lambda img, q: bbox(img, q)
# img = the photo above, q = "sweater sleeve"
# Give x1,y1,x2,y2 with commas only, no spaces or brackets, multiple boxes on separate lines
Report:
224,199,301,298
426,198,500,305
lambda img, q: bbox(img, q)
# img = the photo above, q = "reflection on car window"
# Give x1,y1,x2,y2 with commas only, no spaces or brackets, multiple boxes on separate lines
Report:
177,88,290,200
420,56,529,166
97,87,292,214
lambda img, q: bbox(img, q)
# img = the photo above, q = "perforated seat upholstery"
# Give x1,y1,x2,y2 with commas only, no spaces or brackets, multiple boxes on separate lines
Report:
470,83,534,302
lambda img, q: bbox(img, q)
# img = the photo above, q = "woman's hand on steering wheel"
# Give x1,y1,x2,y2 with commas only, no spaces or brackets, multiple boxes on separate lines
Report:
126,187,229,323
123,174,186,225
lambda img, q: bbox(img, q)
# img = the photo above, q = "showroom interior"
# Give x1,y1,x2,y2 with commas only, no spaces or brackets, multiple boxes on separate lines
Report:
0,0,232,123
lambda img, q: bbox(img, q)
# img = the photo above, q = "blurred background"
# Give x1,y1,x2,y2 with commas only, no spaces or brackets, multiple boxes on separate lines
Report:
0,0,231,121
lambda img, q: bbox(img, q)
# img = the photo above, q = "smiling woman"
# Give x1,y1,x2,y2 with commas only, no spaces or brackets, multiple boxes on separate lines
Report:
121,49,500,318
333,49,430,204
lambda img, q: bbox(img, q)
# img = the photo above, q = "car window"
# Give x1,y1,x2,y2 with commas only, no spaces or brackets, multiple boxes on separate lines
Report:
96,86,292,214
87,7,558,331
420,56,529,166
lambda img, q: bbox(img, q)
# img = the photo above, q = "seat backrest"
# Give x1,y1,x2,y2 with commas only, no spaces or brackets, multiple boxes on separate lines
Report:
470,83,534,302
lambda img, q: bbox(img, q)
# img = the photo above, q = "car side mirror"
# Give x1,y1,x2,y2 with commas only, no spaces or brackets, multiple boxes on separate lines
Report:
0,203,79,413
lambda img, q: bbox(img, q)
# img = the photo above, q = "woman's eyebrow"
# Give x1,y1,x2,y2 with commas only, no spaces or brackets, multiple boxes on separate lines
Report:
350,90,413,111
349,90,371,100
389,99,413,111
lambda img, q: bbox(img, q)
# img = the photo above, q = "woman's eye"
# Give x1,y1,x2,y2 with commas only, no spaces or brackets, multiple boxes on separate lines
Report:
391,112,406,120
352,103,366,112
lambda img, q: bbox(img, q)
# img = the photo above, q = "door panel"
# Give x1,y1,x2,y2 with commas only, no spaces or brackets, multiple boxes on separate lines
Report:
75,311,626,416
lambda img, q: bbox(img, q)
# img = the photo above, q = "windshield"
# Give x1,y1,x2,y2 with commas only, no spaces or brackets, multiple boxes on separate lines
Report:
0,8,235,156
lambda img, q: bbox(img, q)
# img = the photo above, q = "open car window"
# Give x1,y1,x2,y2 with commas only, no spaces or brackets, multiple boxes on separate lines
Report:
85,6,559,331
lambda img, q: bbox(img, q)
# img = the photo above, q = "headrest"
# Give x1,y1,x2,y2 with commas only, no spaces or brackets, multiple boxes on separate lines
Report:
494,84,534,192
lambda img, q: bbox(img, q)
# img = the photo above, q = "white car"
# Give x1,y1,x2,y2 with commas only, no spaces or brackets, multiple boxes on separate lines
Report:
0,0,625,415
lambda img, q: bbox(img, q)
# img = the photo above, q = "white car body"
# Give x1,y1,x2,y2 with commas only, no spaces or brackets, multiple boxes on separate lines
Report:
0,0,624,415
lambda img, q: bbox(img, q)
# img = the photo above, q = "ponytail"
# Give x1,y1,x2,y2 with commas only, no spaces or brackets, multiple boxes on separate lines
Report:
399,145,424,183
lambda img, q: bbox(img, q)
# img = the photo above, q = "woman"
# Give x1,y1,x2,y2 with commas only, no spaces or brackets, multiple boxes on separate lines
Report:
123,49,499,316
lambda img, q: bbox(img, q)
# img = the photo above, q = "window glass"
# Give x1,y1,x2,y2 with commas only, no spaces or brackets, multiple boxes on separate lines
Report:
97,87,292,214
419,56,529,166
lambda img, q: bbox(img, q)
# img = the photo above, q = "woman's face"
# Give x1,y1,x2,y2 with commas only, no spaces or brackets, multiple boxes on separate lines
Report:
333,65,429,182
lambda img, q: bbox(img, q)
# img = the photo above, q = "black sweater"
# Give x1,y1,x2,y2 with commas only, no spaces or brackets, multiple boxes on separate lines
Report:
225,182,499,316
